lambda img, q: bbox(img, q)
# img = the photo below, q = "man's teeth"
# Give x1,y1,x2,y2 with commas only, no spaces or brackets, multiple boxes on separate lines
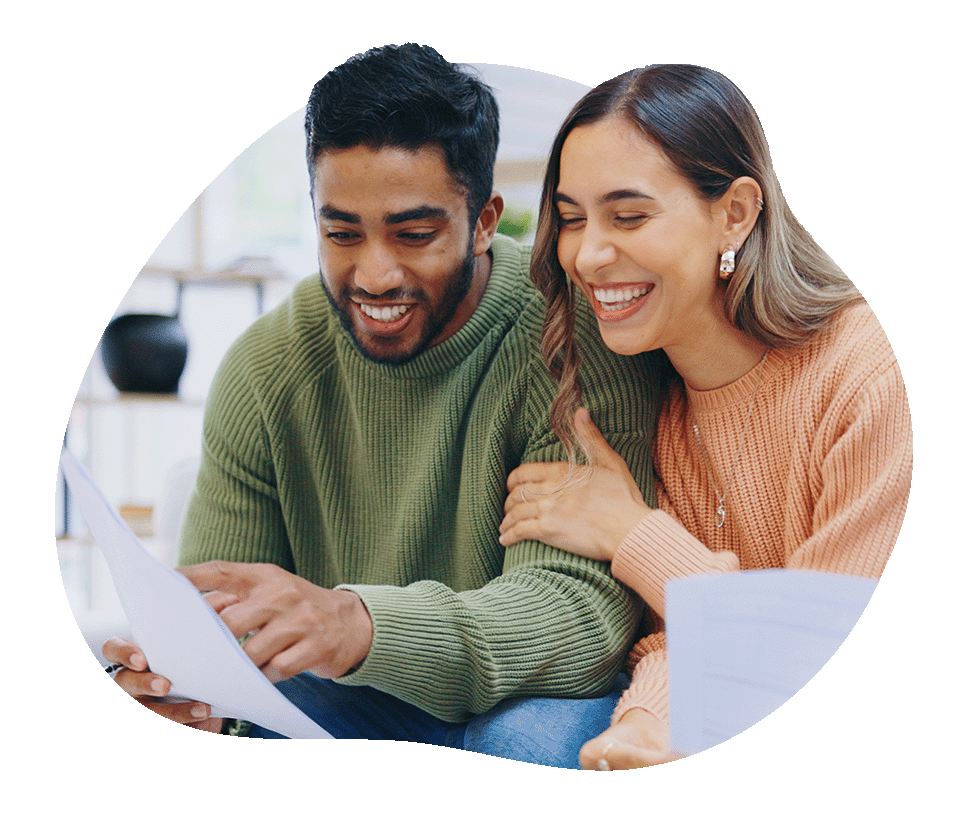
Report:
593,287,649,310
360,304,410,322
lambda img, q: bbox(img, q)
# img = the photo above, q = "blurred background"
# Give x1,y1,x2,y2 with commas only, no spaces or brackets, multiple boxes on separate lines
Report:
56,63,590,659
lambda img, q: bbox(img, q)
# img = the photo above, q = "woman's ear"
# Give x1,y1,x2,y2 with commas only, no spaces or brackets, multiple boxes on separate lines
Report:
472,191,504,256
718,176,763,249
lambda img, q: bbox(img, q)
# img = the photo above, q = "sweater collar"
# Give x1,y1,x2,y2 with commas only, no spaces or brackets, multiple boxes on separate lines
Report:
685,348,786,413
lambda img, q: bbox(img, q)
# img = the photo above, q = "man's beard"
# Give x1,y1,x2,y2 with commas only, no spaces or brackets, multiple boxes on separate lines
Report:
323,250,476,366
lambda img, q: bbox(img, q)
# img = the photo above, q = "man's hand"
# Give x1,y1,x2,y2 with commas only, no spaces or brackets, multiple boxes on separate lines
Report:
178,561,374,682
101,637,223,733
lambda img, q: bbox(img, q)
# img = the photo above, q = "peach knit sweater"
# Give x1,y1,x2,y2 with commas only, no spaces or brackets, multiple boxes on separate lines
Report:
610,303,912,725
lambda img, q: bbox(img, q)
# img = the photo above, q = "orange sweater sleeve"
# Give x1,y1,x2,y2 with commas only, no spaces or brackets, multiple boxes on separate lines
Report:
785,361,911,579
609,315,912,727
612,510,739,619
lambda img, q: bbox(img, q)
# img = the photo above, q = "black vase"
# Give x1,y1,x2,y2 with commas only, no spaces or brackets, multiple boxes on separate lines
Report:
101,313,188,394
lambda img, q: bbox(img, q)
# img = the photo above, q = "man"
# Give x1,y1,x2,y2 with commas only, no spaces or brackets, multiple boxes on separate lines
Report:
104,44,661,768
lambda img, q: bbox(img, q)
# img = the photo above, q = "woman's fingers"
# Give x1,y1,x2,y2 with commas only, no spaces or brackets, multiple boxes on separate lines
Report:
505,461,571,492
574,408,629,470
598,743,681,769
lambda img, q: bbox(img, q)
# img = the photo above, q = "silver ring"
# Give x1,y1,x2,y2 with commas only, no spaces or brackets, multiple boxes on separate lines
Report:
519,484,527,503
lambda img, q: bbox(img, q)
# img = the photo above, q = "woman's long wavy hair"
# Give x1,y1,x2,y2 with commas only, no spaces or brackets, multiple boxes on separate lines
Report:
532,64,863,462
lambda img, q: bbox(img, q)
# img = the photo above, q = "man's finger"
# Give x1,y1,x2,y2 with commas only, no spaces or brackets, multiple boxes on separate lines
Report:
204,590,241,613
113,667,171,698
138,697,214,725
102,637,148,671
177,560,262,593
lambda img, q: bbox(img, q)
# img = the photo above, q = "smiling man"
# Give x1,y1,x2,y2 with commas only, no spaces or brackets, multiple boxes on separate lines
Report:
314,142,490,365
103,44,662,768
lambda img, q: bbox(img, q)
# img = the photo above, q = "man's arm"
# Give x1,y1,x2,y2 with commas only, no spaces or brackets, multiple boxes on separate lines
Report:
334,430,649,721
333,340,662,721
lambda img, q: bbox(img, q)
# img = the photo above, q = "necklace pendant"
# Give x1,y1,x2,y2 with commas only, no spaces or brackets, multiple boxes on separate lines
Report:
716,501,726,529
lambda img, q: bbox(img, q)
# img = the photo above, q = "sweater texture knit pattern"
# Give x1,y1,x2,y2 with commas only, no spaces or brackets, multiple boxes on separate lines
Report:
610,302,912,726
178,236,663,722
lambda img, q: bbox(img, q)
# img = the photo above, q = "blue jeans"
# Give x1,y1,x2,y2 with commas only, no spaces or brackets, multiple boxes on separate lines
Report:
244,672,627,769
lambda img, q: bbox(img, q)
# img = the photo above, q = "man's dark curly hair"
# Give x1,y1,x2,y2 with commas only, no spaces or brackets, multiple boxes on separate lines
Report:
304,43,500,226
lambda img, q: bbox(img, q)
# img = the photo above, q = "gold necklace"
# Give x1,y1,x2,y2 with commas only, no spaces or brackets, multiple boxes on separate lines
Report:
690,351,770,528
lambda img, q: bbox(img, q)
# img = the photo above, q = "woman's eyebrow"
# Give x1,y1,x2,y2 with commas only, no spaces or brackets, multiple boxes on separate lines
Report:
600,188,654,203
554,189,654,205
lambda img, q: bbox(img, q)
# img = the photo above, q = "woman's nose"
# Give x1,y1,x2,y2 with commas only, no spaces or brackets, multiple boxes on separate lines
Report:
572,224,617,277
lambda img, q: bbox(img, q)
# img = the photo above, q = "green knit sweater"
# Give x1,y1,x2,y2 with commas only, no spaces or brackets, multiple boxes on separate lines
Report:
179,235,661,722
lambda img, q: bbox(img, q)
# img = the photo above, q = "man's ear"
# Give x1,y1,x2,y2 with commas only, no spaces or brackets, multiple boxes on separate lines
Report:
718,177,763,249
472,191,504,256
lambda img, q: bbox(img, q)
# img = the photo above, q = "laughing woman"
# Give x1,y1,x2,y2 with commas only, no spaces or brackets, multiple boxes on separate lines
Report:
498,65,912,770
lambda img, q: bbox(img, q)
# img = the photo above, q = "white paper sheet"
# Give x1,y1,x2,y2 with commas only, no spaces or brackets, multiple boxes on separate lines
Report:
60,447,332,739
667,569,877,756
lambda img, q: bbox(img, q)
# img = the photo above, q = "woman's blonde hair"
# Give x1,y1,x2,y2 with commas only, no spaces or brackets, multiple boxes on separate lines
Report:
532,64,864,461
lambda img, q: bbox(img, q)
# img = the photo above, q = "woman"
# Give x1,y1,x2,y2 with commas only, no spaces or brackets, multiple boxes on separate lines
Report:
498,65,912,770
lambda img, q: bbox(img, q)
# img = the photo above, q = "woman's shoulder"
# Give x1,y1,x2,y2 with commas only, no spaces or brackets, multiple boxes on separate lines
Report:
777,302,906,423
800,302,898,379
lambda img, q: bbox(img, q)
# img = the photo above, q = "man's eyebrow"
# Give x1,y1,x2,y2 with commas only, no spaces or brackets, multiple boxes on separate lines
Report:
553,189,654,205
384,205,450,225
319,205,360,223
319,204,450,225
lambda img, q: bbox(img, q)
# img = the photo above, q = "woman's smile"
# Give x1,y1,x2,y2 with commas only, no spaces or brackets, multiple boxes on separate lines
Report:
589,283,655,321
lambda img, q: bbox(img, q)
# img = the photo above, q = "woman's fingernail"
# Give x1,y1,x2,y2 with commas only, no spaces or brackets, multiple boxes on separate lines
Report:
151,678,168,694
190,705,209,719
130,653,147,669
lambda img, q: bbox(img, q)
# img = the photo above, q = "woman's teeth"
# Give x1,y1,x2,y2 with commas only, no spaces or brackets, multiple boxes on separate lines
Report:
593,286,649,310
360,304,410,322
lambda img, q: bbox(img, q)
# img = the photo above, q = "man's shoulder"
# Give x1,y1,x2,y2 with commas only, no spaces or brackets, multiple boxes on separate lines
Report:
487,234,535,303
215,273,337,391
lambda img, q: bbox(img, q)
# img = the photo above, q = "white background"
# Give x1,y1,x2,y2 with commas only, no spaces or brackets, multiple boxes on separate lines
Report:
5,3,947,836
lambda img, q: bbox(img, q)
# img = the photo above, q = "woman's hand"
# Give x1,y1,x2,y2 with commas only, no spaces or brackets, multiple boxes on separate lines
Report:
579,708,681,770
499,407,651,560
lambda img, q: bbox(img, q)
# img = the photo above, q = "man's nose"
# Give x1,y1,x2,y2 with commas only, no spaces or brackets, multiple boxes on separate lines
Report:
354,244,405,296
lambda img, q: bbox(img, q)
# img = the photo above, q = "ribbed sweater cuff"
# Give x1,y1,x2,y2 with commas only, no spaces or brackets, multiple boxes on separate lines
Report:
332,584,436,687
611,651,670,725
612,511,740,618
331,582,482,722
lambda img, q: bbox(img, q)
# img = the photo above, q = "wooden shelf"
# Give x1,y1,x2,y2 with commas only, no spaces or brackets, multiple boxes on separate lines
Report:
139,258,284,288
75,393,204,407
